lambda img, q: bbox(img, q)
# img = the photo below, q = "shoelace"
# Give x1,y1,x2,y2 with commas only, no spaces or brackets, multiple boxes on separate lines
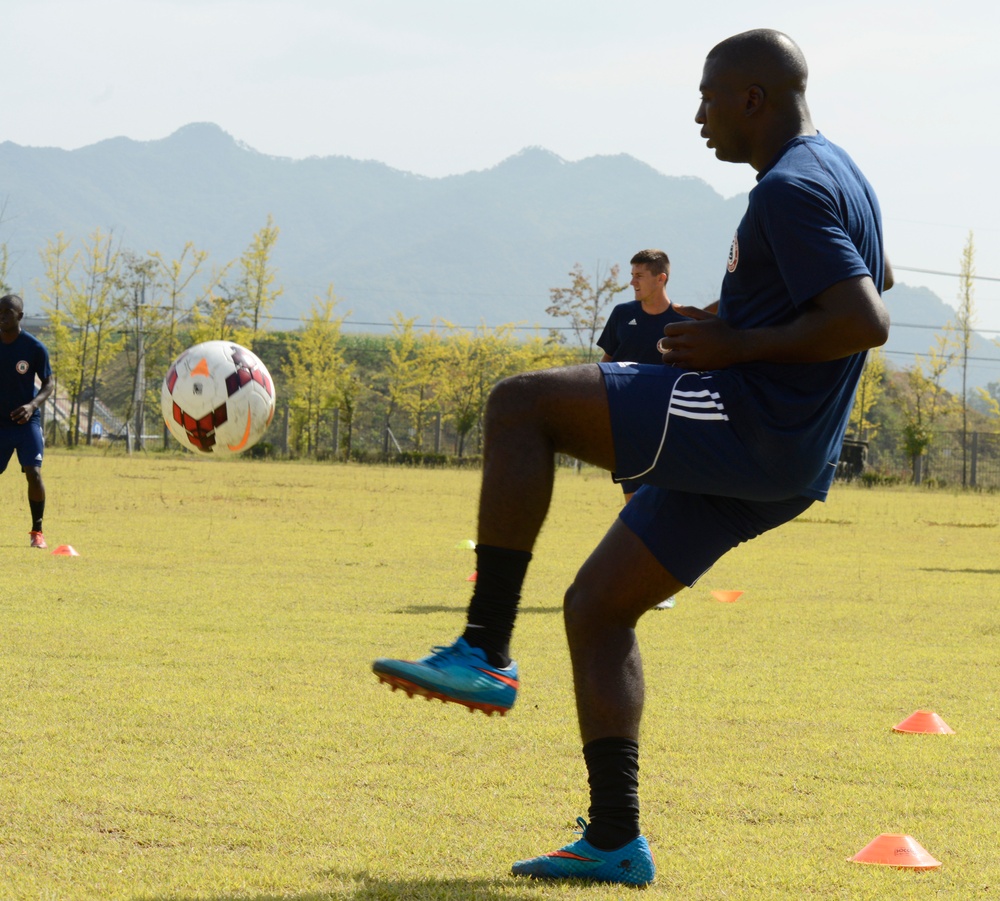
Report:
427,642,474,664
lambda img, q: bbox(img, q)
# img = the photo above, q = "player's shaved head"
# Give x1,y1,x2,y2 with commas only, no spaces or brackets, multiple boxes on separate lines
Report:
0,294,24,314
706,29,808,106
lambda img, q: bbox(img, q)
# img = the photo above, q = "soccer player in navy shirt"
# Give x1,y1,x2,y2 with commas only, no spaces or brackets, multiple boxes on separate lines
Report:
598,248,686,502
0,294,54,548
598,249,682,370
374,29,891,886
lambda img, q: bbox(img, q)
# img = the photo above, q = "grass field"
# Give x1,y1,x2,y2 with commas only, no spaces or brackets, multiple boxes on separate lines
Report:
1,449,999,901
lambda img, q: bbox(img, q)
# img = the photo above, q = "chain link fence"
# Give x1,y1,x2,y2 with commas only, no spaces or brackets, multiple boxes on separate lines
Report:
42,388,1000,490
840,430,1000,489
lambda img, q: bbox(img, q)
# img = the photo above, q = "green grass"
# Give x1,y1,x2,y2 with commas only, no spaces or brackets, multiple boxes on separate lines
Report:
1,450,999,900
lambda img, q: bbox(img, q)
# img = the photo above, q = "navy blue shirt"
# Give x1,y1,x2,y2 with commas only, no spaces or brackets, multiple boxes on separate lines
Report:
598,301,686,364
0,331,51,428
712,134,886,500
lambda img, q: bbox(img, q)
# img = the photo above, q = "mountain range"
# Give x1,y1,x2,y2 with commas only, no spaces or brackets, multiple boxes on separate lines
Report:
2,122,997,391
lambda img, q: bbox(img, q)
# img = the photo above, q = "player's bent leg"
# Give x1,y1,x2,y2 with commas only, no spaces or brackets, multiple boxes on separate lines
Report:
374,365,614,711
375,365,614,714
478,364,614,551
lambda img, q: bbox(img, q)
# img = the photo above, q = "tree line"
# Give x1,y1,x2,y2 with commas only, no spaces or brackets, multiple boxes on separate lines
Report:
9,220,999,483
13,218,581,459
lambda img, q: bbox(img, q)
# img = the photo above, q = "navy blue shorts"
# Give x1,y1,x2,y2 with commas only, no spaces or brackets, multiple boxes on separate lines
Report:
599,361,814,585
0,421,45,474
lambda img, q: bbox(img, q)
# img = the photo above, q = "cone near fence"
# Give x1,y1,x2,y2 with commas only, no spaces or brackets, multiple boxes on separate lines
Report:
893,710,955,734
850,833,941,869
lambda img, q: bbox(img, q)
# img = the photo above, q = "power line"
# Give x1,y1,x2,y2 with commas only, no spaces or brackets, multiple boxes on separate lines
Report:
894,265,1000,283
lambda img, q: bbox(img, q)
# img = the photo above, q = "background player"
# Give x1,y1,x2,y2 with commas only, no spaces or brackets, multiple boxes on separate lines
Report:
0,294,54,548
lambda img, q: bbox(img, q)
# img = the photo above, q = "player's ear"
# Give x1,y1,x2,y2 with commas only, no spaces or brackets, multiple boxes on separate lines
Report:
745,84,765,115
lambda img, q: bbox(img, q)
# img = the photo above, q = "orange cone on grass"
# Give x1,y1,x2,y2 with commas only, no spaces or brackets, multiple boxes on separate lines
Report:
893,710,955,734
52,545,80,557
711,590,743,603
850,833,941,869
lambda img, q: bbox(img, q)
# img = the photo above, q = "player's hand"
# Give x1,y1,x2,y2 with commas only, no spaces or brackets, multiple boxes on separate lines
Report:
10,403,33,425
657,313,747,370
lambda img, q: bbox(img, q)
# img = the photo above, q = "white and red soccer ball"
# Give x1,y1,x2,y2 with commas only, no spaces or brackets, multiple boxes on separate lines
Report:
161,341,276,455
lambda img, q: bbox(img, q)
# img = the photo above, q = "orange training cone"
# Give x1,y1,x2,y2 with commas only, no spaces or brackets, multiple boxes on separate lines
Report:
711,590,743,603
466,571,478,582
893,710,955,734
850,833,941,869
51,545,80,557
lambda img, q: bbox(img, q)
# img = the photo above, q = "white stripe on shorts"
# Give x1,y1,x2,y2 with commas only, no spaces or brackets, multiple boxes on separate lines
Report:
669,387,730,421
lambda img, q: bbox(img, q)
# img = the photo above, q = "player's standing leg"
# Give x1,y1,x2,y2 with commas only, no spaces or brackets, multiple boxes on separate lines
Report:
510,521,676,886
26,464,47,548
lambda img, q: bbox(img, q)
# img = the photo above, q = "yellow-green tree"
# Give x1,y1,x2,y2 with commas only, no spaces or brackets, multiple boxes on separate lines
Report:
849,347,885,441
338,360,363,459
188,277,254,346
287,288,351,456
36,233,79,443
436,323,554,456
118,251,172,449
955,230,976,485
976,382,1000,421
896,333,956,483
151,242,218,365
384,316,445,453
234,215,282,349
42,229,125,446
0,243,10,295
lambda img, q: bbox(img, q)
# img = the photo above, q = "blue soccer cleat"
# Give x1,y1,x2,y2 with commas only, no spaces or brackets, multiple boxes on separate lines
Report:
372,636,518,716
511,818,655,887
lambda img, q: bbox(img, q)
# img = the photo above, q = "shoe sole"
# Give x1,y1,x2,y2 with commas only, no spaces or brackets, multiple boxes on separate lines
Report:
374,671,511,716
513,871,653,887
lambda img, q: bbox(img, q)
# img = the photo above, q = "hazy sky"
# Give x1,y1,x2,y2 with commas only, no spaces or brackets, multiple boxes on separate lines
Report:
5,0,1000,332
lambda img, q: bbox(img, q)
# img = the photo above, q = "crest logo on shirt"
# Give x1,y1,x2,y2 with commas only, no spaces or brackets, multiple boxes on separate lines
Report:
727,232,739,273
16,360,29,374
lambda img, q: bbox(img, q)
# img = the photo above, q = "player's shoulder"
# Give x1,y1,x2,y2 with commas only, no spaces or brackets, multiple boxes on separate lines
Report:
753,136,851,213
19,330,48,352
610,300,641,318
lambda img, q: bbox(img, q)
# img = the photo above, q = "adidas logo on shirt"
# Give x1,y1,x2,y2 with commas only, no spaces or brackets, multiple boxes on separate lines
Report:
628,319,637,325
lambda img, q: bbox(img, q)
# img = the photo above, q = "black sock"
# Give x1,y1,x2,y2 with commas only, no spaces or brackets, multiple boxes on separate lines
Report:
583,736,641,850
461,544,531,668
29,499,44,533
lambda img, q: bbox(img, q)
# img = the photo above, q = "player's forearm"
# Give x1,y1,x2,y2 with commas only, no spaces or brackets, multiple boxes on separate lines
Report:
33,378,55,408
732,309,888,364
732,276,889,364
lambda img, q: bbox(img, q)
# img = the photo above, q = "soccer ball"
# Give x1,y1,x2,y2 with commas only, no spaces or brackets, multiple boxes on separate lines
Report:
161,341,276,455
